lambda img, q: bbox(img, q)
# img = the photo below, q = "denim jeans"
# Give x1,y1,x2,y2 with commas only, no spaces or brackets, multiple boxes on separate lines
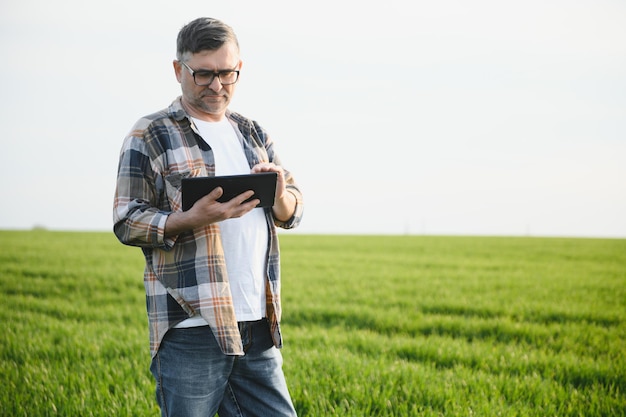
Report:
150,319,297,417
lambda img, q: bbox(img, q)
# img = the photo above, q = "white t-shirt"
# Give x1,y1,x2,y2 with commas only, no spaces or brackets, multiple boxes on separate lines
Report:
175,117,269,328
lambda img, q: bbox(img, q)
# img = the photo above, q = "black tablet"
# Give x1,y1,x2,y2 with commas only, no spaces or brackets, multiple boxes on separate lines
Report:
181,172,278,211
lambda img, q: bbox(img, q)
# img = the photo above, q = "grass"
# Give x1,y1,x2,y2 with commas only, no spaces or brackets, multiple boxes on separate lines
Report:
279,235,625,416
1,231,625,416
0,231,154,416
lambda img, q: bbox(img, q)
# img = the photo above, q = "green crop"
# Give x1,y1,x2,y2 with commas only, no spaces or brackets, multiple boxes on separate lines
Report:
1,231,624,416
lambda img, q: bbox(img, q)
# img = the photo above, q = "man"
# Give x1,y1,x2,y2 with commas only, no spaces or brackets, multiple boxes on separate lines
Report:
113,17,303,417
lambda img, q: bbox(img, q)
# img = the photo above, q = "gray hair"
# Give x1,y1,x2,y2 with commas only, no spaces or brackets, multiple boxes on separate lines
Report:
176,17,239,61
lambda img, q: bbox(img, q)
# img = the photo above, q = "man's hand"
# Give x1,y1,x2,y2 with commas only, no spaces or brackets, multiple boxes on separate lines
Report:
251,163,296,222
165,186,259,237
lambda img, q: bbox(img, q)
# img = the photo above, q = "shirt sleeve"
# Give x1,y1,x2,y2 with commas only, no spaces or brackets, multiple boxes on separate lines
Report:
113,127,175,250
274,174,304,230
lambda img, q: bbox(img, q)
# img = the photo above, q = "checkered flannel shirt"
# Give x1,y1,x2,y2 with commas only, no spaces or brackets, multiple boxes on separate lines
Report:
113,97,303,358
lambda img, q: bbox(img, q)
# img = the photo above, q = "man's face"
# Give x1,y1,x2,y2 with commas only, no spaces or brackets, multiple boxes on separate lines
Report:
175,42,242,122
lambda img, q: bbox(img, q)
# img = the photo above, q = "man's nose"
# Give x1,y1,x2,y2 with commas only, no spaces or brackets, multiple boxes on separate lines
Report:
208,75,222,91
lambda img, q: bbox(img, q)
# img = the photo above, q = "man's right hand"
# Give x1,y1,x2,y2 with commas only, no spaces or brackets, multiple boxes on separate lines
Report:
164,187,260,237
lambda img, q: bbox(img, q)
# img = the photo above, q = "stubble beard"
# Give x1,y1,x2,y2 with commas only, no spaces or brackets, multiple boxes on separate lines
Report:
195,91,229,116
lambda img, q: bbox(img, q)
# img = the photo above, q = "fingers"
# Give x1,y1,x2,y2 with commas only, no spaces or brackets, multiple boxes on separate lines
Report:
191,186,254,214
232,190,256,205
251,162,283,175
198,187,253,205
207,186,224,200
222,190,259,219
231,199,260,218
251,163,287,204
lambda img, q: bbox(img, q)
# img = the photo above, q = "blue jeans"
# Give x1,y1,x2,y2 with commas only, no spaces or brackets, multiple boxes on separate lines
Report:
150,319,297,417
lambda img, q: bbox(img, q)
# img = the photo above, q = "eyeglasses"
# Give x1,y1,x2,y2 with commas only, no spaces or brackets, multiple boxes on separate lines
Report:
180,61,240,86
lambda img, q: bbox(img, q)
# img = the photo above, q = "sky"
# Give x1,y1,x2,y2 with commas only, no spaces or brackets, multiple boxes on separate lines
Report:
1,0,625,237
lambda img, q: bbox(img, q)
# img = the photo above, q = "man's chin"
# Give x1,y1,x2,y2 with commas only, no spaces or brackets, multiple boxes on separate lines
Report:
201,100,227,113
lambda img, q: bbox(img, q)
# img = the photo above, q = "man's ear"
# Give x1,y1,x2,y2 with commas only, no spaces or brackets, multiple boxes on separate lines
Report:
173,60,183,83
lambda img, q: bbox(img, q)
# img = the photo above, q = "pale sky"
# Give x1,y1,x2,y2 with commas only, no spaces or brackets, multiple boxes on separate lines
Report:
1,0,625,237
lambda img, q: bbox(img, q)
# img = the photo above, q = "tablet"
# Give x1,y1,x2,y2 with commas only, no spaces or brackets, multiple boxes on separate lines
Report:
181,172,277,211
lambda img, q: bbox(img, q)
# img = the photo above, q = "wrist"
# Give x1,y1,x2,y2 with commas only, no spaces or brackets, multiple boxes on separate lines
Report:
164,210,194,238
273,190,296,222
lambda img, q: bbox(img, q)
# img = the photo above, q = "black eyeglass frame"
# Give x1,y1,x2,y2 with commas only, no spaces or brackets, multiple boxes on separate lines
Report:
180,61,240,86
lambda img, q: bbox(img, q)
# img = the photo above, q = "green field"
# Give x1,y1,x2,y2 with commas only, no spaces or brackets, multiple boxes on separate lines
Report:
1,231,625,416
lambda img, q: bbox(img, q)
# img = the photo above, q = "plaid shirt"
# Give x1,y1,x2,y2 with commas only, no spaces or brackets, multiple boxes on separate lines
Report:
113,98,303,358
